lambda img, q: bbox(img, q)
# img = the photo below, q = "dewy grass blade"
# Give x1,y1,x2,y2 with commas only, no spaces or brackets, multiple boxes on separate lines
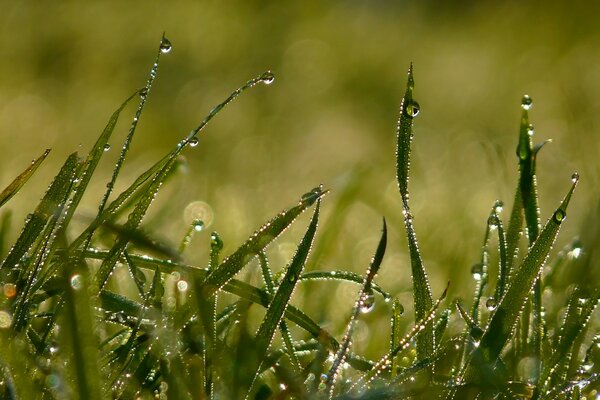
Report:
258,251,302,373
0,153,79,276
324,218,387,398
0,148,50,210
390,298,405,377
395,64,434,361
247,200,321,398
201,186,327,297
472,174,578,368
93,156,178,291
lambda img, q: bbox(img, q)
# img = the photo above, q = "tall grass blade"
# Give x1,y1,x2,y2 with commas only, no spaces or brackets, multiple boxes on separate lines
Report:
396,63,434,361
0,149,50,210
247,200,321,398
201,186,326,297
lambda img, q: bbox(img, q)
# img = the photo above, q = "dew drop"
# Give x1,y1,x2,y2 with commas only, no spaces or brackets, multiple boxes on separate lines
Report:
189,138,199,147
395,302,405,315
70,274,83,290
139,87,148,99
494,200,504,214
176,280,189,292
193,219,205,232
260,71,275,85
521,94,533,110
527,124,535,136
471,263,483,281
553,209,566,224
486,298,497,311
360,289,376,314
160,37,172,54
487,215,498,231
571,172,579,183
103,143,111,152
210,232,223,251
403,100,420,118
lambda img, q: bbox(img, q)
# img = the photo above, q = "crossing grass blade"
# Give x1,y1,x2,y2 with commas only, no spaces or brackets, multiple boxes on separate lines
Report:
200,186,326,297
0,153,79,277
247,200,321,397
0,149,51,210
396,64,434,362
469,174,578,371
324,218,387,398
298,270,391,301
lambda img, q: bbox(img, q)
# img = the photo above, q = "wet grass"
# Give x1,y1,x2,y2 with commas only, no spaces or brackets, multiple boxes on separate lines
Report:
0,37,597,399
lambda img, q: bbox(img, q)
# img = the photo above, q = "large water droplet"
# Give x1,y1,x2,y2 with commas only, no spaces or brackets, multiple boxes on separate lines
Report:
260,71,275,85
486,298,497,311
471,263,483,281
139,87,148,99
521,95,533,110
189,138,199,147
160,37,172,54
553,209,566,224
494,200,504,214
360,289,375,314
527,124,535,136
487,215,498,231
70,274,83,290
403,100,420,118
395,302,405,315
103,144,111,152
176,280,189,292
300,185,323,206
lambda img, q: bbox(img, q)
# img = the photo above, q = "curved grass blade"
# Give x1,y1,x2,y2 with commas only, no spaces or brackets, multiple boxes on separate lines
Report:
0,149,50,210
298,270,391,301
324,218,387,398
395,64,434,361
201,186,327,297
471,175,578,371
246,200,321,398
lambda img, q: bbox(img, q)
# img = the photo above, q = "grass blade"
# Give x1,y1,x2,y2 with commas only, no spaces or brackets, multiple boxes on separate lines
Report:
0,149,51,210
396,64,434,361
471,174,578,369
324,218,387,398
201,186,326,297
247,199,321,397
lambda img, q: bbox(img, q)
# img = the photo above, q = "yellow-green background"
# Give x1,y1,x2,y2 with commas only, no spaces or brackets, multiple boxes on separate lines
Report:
0,2,598,349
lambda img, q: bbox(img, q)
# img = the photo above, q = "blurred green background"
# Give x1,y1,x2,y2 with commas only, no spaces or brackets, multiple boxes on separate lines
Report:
0,2,598,349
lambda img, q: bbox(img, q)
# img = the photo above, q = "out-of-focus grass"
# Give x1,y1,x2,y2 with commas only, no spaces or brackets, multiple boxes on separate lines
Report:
0,1,598,307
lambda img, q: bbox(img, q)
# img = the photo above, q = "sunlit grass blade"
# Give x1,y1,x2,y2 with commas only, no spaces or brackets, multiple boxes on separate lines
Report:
247,200,321,398
324,218,387,398
201,186,326,297
470,174,578,371
0,153,79,277
0,149,50,210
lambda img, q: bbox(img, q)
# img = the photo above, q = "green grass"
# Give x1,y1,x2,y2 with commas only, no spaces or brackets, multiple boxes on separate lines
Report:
0,37,598,400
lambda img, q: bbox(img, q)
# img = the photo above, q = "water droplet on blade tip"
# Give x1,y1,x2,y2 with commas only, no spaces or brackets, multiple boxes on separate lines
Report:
521,94,533,110
260,71,275,85
160,37,172,53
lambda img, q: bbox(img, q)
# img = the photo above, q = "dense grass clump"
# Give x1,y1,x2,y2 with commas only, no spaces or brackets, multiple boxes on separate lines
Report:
0,37,597,400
